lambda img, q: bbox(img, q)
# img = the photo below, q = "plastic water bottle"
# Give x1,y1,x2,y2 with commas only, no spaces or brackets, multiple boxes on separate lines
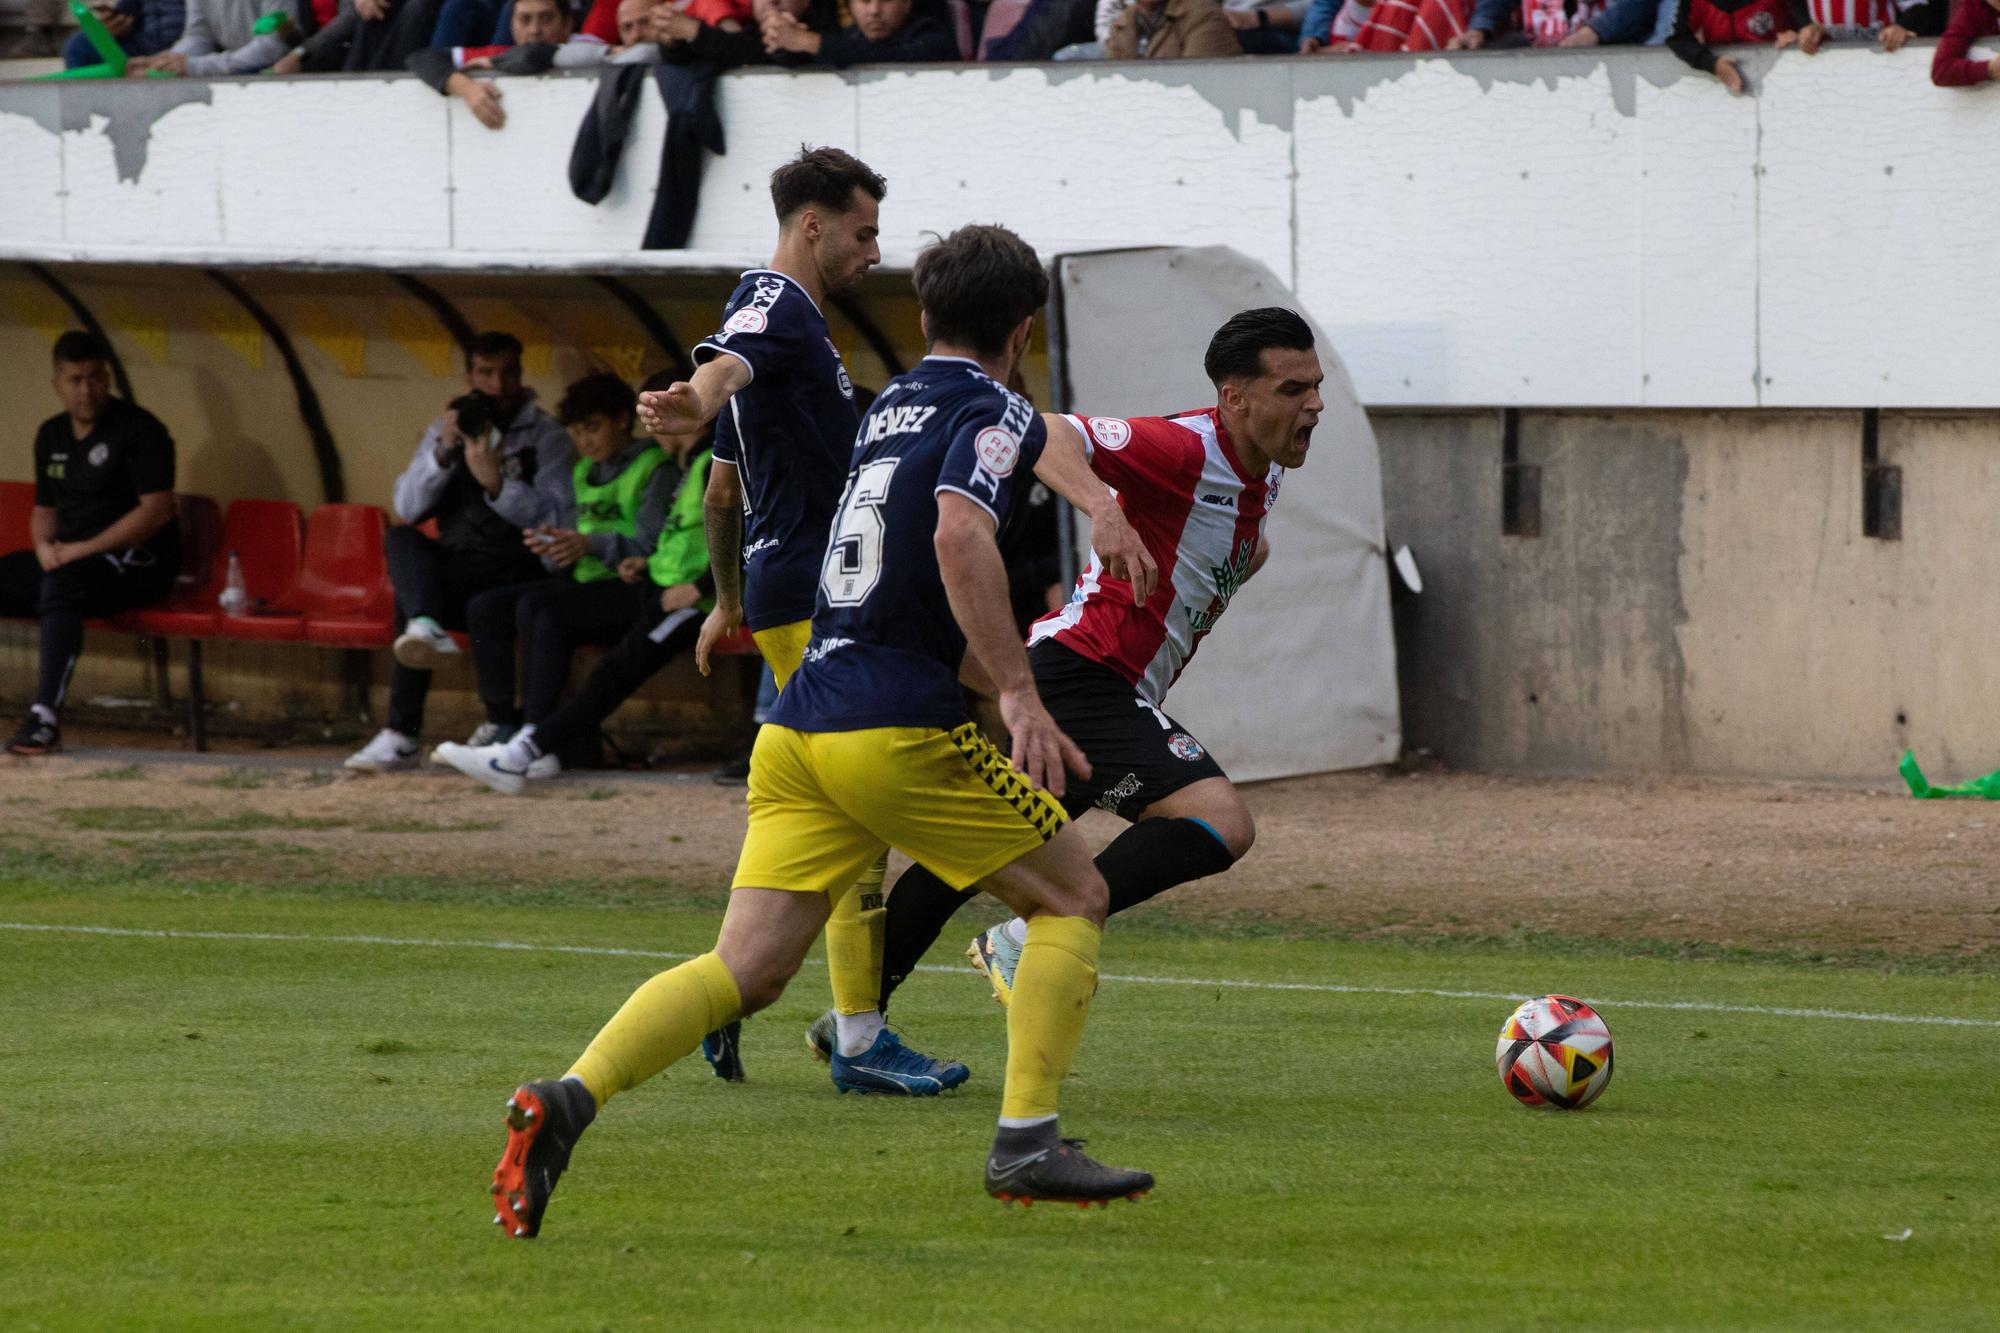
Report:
219,550,248,615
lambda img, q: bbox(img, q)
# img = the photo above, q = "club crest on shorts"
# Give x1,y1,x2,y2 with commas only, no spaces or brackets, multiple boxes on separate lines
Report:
1089,418,1131,452
975,426,1020,477
1167,733,1205,762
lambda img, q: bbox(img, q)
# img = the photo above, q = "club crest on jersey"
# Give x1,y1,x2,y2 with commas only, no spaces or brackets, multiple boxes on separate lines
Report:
826,339,854,399
1089,418,1132,451
974,427,1020,478
88,443,110,468
1167,733,1205,762
1746,9,1774,32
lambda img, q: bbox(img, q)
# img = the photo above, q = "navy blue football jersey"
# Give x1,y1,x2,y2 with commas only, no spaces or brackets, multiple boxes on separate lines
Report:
769,356,1049,733
695,269,859,632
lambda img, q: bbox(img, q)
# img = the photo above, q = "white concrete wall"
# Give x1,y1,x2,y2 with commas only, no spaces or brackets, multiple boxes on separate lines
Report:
1,47,1996,407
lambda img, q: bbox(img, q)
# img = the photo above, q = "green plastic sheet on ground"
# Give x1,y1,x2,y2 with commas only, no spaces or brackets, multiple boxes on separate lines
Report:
1899,749,2000,799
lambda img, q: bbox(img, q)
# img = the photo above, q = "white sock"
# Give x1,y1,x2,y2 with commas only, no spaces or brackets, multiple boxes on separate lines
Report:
834,1009,884,1057
996,1113,1058,1130
1002,917,1027,947
409,615,443,636
31,704,57,726
502,725,540,765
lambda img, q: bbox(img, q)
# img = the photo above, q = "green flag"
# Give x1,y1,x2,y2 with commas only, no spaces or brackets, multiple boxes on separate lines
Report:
1899,749,2000,799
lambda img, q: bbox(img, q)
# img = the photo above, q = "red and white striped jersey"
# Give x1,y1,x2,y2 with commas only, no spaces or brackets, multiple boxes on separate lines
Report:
1028,410,1281,705
1806,0,1892,33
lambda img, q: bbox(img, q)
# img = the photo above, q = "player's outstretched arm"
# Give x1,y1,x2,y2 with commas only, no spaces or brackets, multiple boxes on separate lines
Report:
936,493,1090,799
695,460,745,677
1034,412,1158,603
638,357,751,440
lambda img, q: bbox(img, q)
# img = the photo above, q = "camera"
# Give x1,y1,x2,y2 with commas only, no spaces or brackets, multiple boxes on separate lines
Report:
450,391,497,443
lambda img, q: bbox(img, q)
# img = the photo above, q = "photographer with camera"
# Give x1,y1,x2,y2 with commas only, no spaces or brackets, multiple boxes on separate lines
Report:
345,331,575,774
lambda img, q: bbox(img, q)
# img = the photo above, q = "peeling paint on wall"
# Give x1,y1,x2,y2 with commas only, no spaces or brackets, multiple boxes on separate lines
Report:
0,79,215,182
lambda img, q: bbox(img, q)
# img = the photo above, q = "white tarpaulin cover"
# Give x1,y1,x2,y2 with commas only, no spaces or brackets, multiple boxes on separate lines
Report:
1053,246,1400,780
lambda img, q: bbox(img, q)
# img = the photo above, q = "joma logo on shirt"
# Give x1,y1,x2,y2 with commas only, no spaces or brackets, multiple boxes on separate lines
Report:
862,405,938,445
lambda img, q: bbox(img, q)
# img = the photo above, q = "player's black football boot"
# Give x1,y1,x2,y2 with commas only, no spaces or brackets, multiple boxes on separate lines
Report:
489,1077,596,1239
6,714,58,756
984,1136,1154,1209
700,1020,745,1082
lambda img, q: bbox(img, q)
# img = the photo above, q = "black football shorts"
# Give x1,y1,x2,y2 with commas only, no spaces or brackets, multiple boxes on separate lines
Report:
1029,638,1227,822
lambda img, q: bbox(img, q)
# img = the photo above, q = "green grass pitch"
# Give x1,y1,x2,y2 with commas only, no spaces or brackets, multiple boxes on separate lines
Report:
4,872,1997,1330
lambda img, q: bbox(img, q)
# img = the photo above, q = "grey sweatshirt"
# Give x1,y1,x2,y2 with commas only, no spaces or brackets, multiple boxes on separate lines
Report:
171,0,293,73
390,391,575,534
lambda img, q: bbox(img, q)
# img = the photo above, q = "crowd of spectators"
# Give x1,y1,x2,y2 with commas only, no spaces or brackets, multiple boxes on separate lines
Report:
12,0,2000,93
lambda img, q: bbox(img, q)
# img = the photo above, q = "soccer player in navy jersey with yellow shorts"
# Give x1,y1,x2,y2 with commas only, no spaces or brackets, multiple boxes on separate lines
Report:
629,146,964,1095
487,225,1154,1235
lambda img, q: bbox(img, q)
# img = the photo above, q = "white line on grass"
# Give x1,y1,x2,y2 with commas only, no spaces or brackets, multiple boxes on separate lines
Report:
6,920,1998,1029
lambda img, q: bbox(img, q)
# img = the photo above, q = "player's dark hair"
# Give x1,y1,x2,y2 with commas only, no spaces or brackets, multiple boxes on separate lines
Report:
52,330,111,367
1202,308,1315,387
769,146,887,223
465,330,524,369
911,225,1048,359
556,372,637,427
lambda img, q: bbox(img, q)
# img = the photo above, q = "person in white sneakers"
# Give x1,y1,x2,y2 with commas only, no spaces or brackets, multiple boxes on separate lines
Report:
345,331,573,773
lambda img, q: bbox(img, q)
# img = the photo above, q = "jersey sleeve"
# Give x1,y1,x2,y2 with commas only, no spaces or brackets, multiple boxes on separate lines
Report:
1061,414,1191,497
937,397,1046,529
693,279,801,383
126,408,176,494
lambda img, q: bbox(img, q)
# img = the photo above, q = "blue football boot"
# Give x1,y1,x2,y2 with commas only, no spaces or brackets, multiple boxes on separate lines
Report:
830,1028,970,1096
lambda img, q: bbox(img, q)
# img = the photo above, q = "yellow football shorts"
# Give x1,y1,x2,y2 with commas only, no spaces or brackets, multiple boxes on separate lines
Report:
751,620,812,691
732,722,1067,896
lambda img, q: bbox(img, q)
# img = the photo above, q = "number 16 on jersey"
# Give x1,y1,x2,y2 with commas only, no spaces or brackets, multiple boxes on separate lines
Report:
821,457,899,607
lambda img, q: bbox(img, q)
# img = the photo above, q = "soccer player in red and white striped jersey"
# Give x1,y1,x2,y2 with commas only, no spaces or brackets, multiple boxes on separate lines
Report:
862,308,1325,1018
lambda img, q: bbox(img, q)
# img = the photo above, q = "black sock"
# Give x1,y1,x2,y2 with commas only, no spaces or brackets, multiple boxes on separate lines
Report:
878,862,977,1012
1100,817,1237,917
36,605,82,715
990,1117,1061,1163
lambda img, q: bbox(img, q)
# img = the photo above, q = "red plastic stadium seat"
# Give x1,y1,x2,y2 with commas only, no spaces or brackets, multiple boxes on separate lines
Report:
121,494,227,638
977,0,1031,58
0,479,35,555
215,499,308,642
297,504,395,648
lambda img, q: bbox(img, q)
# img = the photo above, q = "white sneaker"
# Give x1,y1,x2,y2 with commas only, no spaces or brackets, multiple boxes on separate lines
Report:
344,729,418,773
392,617,460,671
526,754,561,780
432,740,529,795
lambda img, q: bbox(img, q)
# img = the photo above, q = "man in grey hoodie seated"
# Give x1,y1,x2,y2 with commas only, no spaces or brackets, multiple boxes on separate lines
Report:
125,0,291,72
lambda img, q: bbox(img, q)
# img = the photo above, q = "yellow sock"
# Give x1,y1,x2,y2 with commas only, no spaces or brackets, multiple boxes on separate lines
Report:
999,915,1102,1122
825,852,887,1015
565,952,741,1109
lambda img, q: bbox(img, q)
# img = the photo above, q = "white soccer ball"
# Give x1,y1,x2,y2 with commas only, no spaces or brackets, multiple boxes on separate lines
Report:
1495,994,1614,1110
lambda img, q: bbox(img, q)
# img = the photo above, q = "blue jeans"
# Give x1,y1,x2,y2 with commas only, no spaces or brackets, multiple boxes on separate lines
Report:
62,26,142,66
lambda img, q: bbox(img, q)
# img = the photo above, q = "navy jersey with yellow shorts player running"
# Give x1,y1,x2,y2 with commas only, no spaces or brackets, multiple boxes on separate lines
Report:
694,269,858,637
734,356,1065,898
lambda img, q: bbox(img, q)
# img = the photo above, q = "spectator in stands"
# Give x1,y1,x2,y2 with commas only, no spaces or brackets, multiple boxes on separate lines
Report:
1655,0,1816,91
402,0,640,125
760,0,958,65
125,0,293,73
434,419,716,789
1447,0,1604,45
1799,0,1944,44
454,373,679,764
1220,0,1309,49
1550,0,1673,45
61,0,187,68
1104,0,1242,54
660,0,813,64
1,333,179,757
1931,0,2000,82
344,332,573,774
